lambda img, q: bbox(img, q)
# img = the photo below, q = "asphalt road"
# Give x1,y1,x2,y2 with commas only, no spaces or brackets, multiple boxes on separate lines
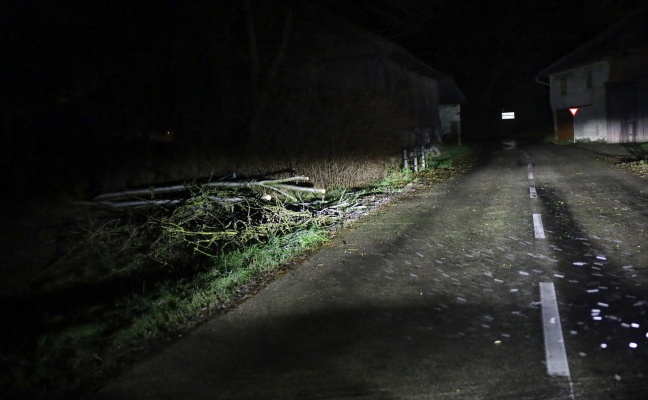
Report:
92,143,648,400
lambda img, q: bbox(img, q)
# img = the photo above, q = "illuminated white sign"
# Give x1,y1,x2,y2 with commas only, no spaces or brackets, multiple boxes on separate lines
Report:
569,107,579,116
502,112,515,120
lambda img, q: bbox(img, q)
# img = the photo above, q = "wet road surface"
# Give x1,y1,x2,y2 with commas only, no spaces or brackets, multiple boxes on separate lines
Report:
92,143,648,399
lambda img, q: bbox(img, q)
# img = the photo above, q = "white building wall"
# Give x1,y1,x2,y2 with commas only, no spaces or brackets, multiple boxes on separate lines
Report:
549,61,610,141
439,104,460,138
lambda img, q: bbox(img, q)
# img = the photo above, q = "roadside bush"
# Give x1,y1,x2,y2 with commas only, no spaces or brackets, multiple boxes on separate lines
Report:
237,92,417,189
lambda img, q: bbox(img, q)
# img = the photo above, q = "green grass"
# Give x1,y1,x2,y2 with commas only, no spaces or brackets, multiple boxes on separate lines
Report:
371,145,473,187
25,227,328,399
112,228,327,348
39,227,328,351
426,145,473,169
431,145,473,159
376,165,417,188
427,158,453,169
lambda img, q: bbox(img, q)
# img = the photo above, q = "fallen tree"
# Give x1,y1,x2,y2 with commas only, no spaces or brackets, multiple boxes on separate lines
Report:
81,176,326,207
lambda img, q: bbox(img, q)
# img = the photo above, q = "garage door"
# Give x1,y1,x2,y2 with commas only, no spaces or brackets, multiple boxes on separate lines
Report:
556,109,574,142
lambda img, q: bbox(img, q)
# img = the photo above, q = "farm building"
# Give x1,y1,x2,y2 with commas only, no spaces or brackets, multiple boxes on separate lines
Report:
282,5,467,147
537,6,648,143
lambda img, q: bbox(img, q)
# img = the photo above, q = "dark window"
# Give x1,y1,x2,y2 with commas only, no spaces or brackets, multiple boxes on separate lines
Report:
586,69,593,89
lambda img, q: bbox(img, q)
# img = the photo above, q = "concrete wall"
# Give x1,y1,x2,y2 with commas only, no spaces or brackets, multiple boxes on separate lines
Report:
549,61,609,142
606,52,648,143
548,52,648,143
439,104,461,141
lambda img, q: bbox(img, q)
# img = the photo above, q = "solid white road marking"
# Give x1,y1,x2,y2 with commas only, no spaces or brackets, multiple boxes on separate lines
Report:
528,172,534,180
540,282,571,377
533,214,545,239
530,187,537,198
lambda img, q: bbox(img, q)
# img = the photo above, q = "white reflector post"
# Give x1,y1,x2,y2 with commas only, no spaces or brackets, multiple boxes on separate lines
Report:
502,112,515,120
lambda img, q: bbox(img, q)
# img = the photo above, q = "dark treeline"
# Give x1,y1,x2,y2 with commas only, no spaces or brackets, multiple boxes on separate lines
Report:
0,1,299,194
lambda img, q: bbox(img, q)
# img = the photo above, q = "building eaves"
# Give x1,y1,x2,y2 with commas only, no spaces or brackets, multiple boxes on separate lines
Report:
308,3,466,103
538,6,648,77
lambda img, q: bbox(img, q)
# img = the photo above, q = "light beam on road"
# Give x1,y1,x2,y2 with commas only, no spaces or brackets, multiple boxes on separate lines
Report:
539,282,571,378
533,214,545,239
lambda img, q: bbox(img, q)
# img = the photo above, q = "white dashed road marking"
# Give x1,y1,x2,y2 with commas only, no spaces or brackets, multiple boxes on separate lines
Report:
528,157,575,397
533,214,545,239
539,282,571,377
530,187,537,199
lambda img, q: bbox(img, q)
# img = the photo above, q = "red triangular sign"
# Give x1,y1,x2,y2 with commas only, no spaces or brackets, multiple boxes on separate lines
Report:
569,107,579,116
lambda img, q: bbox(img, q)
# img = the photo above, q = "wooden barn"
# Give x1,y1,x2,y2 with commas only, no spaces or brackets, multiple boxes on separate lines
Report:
537,7,648,143
283,6,467,146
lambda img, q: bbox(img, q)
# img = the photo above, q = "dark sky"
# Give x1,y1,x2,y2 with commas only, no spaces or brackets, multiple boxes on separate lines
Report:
324,0,645,79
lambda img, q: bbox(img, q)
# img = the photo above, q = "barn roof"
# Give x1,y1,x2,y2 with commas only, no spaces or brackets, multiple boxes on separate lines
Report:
538,6,648,77
312,5,467,104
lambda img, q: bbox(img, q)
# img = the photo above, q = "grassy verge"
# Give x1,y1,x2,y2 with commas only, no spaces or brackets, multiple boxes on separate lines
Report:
15,195,335,399
2,145,476,399
111,228,328,349
426,145,473,169
614,143,648,179
617,159,648,179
